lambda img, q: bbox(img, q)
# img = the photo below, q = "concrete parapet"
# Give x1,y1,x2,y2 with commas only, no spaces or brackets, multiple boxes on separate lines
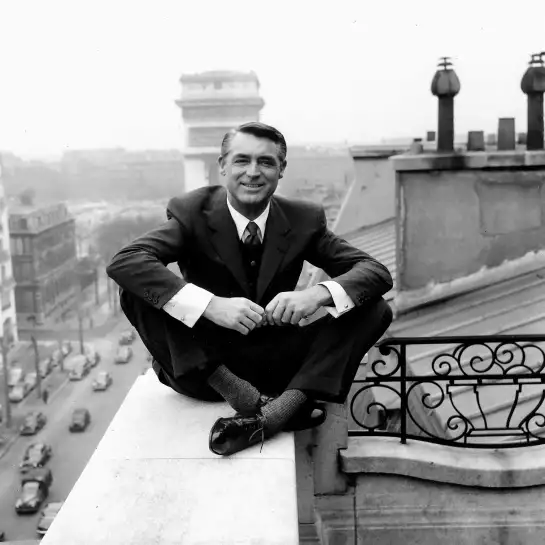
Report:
41,370,299,545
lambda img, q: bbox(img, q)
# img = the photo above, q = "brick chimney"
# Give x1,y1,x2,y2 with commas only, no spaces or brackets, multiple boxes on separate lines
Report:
521,52,545,150
431,57,461,152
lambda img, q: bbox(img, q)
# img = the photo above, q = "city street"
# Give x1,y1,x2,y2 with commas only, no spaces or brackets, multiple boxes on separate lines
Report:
0,316,150,542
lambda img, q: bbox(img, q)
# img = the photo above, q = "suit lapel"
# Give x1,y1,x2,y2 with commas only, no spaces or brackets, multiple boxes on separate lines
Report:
256,198,291,303
205,190,250,297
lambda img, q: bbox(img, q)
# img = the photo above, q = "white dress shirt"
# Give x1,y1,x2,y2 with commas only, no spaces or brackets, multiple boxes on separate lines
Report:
162,198,355,327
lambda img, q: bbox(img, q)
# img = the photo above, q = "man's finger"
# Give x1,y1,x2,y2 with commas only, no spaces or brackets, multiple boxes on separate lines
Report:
272,303,286,326
281,307,294,324
248,301,265,315
244,309,264,325
290,310,304,325
240,316,257,331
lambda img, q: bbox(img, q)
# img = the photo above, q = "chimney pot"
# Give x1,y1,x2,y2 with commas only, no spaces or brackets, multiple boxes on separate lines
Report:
521,52,545,150
497,118,516,150
431,57,461,152
467,131,485,151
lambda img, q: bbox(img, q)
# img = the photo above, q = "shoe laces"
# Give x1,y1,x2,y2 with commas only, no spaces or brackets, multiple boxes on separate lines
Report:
248,415,266,453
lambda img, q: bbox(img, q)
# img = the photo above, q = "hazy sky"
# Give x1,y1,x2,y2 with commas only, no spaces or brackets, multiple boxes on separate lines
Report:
1,0,544,158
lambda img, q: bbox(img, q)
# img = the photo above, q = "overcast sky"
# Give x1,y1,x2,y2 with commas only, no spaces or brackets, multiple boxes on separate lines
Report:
1,0,544,158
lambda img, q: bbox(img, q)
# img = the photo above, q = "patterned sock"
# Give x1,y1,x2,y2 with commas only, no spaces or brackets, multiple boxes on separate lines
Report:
261,389,308,432
207,365,261,414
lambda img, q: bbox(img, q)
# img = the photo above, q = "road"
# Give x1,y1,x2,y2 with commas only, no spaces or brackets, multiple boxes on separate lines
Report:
0,317,150,542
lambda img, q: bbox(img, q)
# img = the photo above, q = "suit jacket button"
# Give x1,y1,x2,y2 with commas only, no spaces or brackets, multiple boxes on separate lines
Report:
144,290,150,298
250,261,257,267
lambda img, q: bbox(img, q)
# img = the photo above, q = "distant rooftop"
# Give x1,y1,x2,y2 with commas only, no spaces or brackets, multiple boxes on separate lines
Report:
180,70,260,85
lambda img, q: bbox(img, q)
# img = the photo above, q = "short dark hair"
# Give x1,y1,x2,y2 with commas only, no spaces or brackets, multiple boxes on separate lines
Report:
220,121,287,163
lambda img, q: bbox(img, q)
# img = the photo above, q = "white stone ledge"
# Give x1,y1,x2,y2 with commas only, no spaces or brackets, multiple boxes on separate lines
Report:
341,436,545,488
42,370,299,545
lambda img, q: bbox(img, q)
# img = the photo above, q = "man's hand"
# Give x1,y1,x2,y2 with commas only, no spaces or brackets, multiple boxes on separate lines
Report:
203,296,264,335
264,285,332,326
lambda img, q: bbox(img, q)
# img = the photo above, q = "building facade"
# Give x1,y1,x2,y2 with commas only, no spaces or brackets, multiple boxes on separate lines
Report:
0,163,18,346
9,201,77,327
176,70,265,191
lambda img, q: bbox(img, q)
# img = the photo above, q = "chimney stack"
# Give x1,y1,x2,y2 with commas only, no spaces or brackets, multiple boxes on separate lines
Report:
431,57,461,152
497,118,516,150
521,52,545,150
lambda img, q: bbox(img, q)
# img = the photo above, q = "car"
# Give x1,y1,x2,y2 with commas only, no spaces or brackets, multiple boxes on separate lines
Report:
8,382,31,403
15,469,52,515
19,443,52,473
38,358,52,378
20,411,47,436
66,355,91,380
37,501,64,536
92,371,113,391
83,343,100,367
7,367,25,388
0,529,5,541
115,346,133,364
118,329,136,345
24,372,38,392
69,408,91,432
61,340,73,356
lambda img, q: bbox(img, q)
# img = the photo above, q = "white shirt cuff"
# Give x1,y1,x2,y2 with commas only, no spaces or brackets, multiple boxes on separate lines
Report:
318,281,355,318
162,284,214,328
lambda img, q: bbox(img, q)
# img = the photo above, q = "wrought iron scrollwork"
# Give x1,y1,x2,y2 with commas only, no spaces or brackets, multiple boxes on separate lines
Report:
349,335,545,448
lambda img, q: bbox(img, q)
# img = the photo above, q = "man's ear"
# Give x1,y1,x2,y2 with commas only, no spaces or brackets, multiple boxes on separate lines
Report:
217,155,225,174
279,160,287,179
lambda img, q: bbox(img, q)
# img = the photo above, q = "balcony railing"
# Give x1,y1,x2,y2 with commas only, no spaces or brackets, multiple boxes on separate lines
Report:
349,335,545,448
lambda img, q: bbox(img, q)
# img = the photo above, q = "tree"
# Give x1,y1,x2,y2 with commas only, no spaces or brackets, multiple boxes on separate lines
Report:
93,214,163,265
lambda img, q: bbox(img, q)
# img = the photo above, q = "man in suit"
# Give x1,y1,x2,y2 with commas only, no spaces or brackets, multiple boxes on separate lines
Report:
106,121,393,456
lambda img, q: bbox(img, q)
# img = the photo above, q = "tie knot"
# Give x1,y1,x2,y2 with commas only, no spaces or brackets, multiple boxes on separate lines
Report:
246,221,259,237
244,221,261,246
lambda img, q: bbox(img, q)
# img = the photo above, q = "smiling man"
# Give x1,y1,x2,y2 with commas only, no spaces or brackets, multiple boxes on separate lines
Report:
106,121,393,456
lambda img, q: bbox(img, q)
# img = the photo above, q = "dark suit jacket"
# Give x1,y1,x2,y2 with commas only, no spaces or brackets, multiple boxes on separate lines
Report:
106,185,393,373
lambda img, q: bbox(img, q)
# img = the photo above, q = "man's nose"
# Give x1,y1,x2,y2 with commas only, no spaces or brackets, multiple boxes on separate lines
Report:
246,162,260,177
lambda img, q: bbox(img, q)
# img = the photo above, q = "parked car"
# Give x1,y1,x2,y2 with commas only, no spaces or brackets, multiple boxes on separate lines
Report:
114,346,133,364
15,468,52,514
92,371,113,392
7,367,25,388
20,411,47,436
61,340,72,356
69,408,91,432
19,443,52,473
8,382,31,403
0,529,5,541
38,358,52,378
37,501,64,536
118,329,136,345
66,355,91,380
83,343,100,367
24,372,38,392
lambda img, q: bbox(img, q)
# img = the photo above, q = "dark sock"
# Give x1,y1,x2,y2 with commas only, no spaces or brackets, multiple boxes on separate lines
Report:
261,389,307,432
207,365,261,414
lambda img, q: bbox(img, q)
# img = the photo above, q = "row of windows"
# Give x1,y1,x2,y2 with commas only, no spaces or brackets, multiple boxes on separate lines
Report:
15,268,73,313
10,225,76,256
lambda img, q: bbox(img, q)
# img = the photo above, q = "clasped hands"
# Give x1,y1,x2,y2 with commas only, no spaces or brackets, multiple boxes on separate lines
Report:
203,285,331,335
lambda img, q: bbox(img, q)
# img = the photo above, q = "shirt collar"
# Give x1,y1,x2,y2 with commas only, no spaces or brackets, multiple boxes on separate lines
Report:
226,197,270,241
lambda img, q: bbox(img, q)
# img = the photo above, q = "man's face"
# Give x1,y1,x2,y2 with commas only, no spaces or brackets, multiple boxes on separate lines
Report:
219,131,286,218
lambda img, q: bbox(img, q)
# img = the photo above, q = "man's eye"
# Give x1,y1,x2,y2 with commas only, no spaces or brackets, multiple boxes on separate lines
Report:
234,158,249,165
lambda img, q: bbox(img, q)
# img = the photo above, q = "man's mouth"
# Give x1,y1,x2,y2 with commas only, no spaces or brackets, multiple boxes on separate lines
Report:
241,183,263,189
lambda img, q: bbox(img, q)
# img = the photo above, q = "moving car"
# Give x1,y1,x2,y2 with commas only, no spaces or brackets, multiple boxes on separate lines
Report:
114,346,133,364
19,443,52,473
38,358,52,378
8,382,31,403
118,329,136,345
20,411,47,436
15,468,52,515
67,355,92,381
7,367,25,388
24,372,38,392
37,501,64,536
92,371,113,391
69,408,91,432
83,343,100,367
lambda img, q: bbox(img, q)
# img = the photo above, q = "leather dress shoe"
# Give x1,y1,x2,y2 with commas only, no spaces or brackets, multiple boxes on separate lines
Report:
209,413,269,456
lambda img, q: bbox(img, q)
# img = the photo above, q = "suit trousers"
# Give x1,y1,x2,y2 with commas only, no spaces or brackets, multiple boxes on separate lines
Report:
120,290,393,404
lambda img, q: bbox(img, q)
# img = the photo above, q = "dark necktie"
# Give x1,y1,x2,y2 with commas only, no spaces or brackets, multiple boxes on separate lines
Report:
244,221,261,247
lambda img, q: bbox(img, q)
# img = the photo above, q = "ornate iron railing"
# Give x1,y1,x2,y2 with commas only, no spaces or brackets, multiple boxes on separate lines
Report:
349,335,545,448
